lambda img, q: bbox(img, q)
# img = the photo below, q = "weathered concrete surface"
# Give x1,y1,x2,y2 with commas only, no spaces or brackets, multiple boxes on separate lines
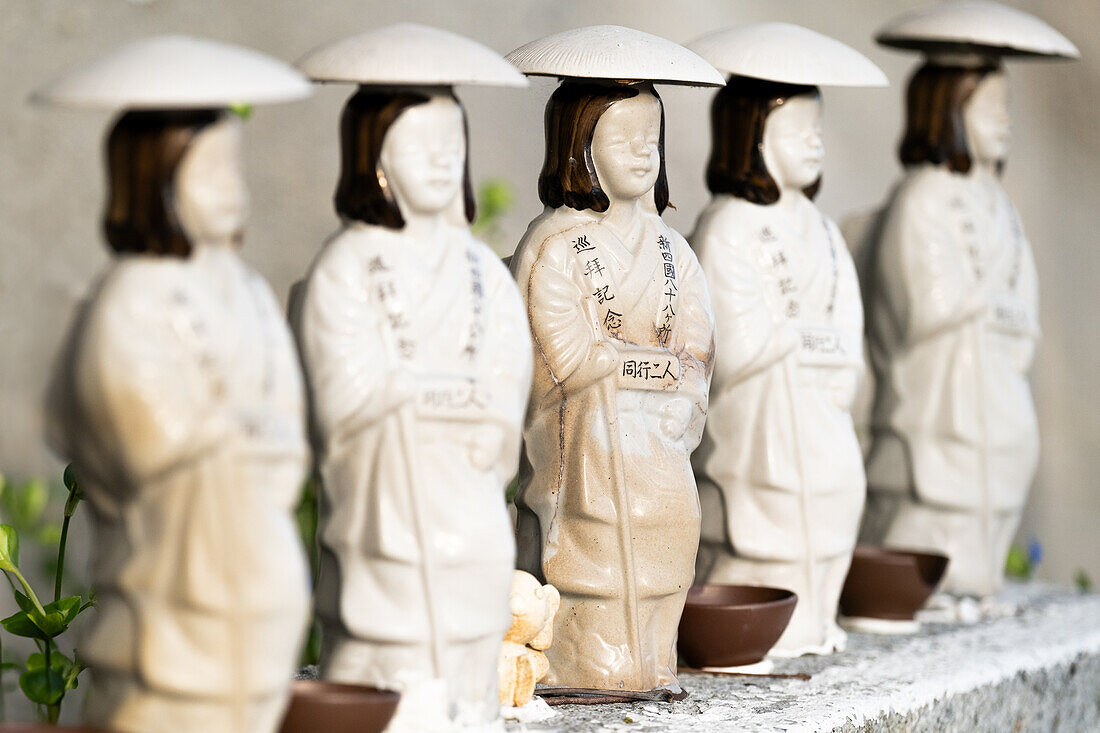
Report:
513,583,1100,732
3,1,1100,593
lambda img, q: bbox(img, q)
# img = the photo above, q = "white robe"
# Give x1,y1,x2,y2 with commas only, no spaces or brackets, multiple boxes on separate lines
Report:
691,193,865,655
511,206,715,692
47,245,310,733
294,222,531,726
862,164,1040,597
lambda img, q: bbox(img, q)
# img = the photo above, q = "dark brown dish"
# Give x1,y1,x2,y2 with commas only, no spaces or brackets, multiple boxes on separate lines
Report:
279,679,400,733
839,545,950,621
677,584,797,668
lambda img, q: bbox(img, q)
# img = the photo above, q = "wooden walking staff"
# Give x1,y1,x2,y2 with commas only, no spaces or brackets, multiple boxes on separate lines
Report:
374,285,446,680
583,294,644,690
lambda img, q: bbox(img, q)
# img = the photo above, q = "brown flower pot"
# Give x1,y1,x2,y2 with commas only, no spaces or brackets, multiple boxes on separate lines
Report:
839,545,950,621
677,584,797,668
278,680,400,733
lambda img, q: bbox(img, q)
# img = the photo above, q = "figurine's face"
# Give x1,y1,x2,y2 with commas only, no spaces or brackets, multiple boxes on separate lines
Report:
762,93,824,192
380,95,466,217
174,116,249,245
591,91,662,203
963,71,1010,166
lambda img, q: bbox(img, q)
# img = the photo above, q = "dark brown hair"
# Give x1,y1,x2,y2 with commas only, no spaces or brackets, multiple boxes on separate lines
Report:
706,75,821,206
335,86,475,228
899,61,1001,174
104,108,222,257
538,80,669,215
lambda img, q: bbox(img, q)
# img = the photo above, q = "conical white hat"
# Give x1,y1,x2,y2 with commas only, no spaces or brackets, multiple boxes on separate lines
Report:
877,1,1079,60
297,23,526,87
688,23,888,87
31,35,312,109
507,25,724,87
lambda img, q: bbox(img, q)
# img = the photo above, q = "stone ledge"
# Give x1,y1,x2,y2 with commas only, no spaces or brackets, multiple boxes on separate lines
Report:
516,583,1100,732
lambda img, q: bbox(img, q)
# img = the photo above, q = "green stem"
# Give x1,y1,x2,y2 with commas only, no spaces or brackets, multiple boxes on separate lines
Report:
0,631,6,723
9,568,45,617
44,642,59,724
54,515,71,603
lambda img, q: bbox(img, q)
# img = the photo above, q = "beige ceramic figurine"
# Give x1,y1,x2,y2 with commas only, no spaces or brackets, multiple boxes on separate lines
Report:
292,24,531,731
498,570,559,718
36,36,313,733
506,26,721,696
687,24,887,657
858,1,1079,600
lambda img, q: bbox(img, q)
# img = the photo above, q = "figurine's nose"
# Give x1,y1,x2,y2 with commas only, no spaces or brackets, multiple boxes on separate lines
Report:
430,148,457,166
629,137,651,156
806,130,824,153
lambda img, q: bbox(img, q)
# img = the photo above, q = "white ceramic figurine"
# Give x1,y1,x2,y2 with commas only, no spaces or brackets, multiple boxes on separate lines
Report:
506,26,721,696
37,36,313,733
688,23,887,656
857,1,1079,599
292,24,531,731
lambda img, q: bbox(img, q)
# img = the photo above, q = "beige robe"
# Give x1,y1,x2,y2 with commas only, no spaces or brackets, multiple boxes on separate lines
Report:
47,245,310,733
862,165,1040,597
692,194,866,655
511,206,715,692
294,222,531,725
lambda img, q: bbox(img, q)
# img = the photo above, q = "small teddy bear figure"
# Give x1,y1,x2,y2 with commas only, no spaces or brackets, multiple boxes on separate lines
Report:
499,570,560,707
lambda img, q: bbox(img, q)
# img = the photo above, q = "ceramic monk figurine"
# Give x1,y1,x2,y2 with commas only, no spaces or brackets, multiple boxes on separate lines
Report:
36,36,313,733
688,23,887,656
292,25,531,731
505,26,721,696
858,1,1079,599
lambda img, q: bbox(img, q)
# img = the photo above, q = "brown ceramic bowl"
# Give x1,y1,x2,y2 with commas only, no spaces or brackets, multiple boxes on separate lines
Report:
279,680,400,733
839,545,950,621
677,584,798,668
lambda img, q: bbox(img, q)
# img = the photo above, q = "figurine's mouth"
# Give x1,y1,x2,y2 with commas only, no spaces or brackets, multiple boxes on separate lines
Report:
632,165,653,176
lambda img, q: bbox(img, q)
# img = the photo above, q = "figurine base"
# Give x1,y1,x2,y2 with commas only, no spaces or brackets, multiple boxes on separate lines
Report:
839,615,920,635
916,592,1021,625
501,697,555,722
766,624,848,657
694,658,775,675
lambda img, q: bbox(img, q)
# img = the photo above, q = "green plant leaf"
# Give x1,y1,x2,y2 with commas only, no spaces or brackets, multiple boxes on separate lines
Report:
0,611,41,639
1004,544,1031,579
26,596,82,638
62,465,78,493
25,650,72,677
63,465,84,517
13,591,36,616
47,596,82,626
0,524,20,572
1075,569,1094,593
228,102,253,119
36,525,62,547
14,479,47,528
19,666,65,705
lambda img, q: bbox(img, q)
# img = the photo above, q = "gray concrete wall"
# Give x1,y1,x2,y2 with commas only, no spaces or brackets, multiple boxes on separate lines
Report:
1,0,1097,586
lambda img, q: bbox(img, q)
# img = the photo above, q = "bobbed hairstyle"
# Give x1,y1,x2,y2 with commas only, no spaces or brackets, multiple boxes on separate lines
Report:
538,80,669,215
706,75,821,206
104,108,222,257
335,86,476,229
898,61,1002,174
